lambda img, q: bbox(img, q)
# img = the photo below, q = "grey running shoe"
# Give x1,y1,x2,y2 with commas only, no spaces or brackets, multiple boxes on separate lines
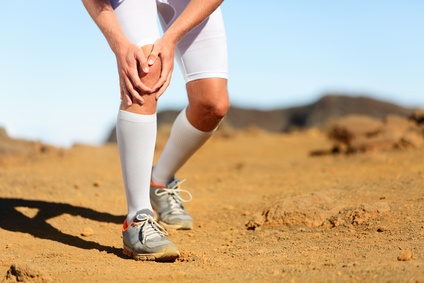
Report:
122,209,180,261
150,178,193,230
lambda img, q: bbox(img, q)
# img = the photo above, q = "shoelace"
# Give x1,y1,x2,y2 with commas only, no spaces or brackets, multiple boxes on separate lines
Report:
154,179,193,214
135,214,168,243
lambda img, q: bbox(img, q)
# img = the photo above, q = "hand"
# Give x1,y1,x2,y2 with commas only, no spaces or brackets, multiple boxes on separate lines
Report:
119,73,131,105
147,37,176,100
115,42,154,106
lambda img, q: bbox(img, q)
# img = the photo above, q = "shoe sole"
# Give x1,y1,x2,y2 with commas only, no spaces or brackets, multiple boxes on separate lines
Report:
159,220,193,230
123,244,180,262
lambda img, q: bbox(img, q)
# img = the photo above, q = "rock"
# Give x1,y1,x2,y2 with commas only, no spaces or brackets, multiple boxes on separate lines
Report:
246,193,335,229
382,115,418,147
3,263,52,282
349,135,394,153
328,115,383,145
377,226,388,232
246,212,265,230
321,113,424,155
409,109,424,124
81,227,94,237
397,250,413,261
326,203,389,227
399,130,424,148
247,193,391,230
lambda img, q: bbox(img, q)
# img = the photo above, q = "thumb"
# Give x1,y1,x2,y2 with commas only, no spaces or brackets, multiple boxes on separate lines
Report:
147,44,160,66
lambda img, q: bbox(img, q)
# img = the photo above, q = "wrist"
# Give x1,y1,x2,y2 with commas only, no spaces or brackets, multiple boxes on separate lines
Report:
109,36,130,57
162,30,180,47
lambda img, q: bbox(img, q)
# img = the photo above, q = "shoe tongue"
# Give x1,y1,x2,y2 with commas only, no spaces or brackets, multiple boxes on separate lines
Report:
134,209,162,241
167,178,179,189
134,209,154,222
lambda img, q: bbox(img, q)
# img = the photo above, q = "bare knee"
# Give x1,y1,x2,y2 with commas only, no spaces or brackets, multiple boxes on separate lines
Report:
186,78,229,131
188,78,229,114
206,93,230,120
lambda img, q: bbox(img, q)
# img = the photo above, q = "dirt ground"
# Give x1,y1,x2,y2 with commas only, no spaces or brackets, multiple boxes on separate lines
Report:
0,127,423,282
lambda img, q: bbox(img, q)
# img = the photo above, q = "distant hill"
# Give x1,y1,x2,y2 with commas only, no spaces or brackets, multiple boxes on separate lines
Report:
106,94,414,143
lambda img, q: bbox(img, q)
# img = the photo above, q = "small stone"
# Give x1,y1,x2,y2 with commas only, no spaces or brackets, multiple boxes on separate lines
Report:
270,270,280,276
223,205,234,210
81,227,94,237
377,226,388,232
397,250,413,261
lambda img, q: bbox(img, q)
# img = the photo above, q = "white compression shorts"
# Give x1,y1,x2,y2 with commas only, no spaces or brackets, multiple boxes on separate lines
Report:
110,0,228,82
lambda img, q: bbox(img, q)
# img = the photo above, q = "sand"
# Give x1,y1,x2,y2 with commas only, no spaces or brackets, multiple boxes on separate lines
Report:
1,128,423,282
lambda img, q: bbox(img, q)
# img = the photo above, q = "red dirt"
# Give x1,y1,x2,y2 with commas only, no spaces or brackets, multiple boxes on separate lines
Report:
1,128,423,282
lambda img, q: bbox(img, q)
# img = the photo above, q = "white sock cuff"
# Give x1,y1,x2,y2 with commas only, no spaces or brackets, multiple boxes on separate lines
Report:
118,110,156,123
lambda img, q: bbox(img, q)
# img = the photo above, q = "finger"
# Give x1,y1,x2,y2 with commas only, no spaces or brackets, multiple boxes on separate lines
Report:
147,54,157,66
124,77,144,105
151,59,171,91
119,77,125,100
127,66,153,94
152,75,167,92
129,47,152,94
119,77,132,105
147,44,160,66
122,84,133,106
153,49,173,92
155,72,172,100
134,47,150,74
152,64,172,93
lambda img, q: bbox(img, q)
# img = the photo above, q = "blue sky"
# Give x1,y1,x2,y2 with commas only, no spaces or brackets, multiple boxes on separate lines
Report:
1,1,423,147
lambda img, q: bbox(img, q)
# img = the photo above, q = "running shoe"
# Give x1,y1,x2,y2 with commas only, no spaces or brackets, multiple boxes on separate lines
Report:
150,178,193,230
122,209,180,261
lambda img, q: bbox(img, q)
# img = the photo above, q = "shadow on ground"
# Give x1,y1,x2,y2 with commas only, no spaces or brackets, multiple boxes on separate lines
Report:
0,198,124,257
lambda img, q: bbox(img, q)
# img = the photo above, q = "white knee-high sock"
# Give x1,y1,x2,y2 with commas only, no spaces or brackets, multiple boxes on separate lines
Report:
116,110,156,224
152,108,215,186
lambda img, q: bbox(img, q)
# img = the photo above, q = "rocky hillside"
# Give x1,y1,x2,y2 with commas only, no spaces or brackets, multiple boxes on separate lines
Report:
106,94,414,143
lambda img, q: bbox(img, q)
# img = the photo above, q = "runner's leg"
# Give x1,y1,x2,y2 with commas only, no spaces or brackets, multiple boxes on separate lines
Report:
152,0,229,185
111,0,161,224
